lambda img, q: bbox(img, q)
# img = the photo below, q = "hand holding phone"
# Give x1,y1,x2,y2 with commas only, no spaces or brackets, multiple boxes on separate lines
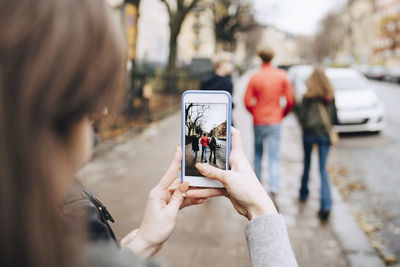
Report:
187,128,278,220
181,90,232,188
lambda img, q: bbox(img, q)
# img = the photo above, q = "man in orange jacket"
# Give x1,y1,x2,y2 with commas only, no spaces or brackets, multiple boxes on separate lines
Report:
200,133,210,163
244,46,295,198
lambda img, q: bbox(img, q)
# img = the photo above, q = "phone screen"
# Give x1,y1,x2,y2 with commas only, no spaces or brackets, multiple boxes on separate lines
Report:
184,102,228,177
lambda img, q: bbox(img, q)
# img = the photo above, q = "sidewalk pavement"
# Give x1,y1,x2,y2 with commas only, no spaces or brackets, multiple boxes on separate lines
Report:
185,142,226,176
76,72,384,267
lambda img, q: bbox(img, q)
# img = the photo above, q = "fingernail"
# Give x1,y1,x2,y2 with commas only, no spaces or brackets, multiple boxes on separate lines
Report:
195,163,203,169
178,181,189,193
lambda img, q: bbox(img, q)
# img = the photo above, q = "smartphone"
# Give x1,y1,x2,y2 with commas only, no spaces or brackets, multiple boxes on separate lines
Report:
181,90,232,188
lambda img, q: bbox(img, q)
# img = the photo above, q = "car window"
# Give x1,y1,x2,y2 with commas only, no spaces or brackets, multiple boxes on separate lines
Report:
328,75,369,90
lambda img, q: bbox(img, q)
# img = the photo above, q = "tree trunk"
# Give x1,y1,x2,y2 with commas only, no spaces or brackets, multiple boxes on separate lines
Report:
165,27,179,93
165,20,182,94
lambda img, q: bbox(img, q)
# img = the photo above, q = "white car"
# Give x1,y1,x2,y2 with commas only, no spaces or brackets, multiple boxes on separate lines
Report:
288,66,385,133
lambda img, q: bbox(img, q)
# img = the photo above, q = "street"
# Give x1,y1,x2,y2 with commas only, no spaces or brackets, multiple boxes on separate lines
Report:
330,80,400,262
7,0,400,266
185,140,227,176
75,73,400,267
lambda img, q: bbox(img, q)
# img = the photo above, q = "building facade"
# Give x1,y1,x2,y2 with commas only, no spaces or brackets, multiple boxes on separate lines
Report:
373,0,400,65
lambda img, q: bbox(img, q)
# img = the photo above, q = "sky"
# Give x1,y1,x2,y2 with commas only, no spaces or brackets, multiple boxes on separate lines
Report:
252,0,349,35
188,103,227,133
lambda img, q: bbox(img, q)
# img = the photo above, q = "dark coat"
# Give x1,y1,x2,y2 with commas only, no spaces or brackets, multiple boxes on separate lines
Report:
209,137,217,150
200,74,233,96
191,136,199,151
298,97,338,136
63,181,118,246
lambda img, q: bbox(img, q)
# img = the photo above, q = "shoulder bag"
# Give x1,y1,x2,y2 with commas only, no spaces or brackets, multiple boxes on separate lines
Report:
317,102,339,146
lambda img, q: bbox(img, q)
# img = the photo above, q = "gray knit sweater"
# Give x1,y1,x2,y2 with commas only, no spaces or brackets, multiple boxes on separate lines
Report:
245,214,298,267
90,214,298,267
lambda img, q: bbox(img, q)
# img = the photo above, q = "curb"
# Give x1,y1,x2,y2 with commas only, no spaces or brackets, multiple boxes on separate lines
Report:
331,184,385,267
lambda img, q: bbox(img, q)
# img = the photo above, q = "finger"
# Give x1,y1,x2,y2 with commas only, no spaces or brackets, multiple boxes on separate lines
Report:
195,163,227,184
166,182,189,213
230,127,244,152
186,188,226,199
181,197,208,209
158,145,182,189
229,128,248,169
168,178,181,193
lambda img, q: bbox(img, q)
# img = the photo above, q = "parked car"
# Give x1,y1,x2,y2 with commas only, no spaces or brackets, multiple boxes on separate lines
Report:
384,66,400,84
366,65,385,80
352,64,370,77
287,65,313,104
287,66,385,133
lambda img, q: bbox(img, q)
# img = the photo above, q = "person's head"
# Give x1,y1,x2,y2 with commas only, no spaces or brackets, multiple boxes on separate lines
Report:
0,0,126,266
203,133,206,137
257,46,274,63
212,52,233,76
305,67,334,100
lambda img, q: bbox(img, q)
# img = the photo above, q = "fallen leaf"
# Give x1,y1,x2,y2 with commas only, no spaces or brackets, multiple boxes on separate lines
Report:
382,253,397,265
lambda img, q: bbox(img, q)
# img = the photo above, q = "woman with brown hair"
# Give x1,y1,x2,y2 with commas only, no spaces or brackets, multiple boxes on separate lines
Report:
0,0,298,266
298,67,338,221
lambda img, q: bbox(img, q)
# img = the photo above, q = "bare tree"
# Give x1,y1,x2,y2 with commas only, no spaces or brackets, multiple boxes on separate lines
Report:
160,0,199,92
311,13,346,63
212,0,258,52
185,104,209,135
242,24,263,67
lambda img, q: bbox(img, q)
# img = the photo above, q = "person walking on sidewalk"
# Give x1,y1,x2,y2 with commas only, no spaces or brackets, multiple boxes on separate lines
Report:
191,135,200,160
208,136,217,165
298,67,338,221
0,1,298,266
200,52,235,126
244,46,295,199
200,52,233,96
200,133,209,163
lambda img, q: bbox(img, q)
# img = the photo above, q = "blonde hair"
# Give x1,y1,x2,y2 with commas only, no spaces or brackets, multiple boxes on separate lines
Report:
305,68,334,99
212,52,232,69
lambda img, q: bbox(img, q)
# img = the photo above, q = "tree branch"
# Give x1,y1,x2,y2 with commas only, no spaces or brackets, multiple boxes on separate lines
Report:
183,0,198,16
159,0,172,17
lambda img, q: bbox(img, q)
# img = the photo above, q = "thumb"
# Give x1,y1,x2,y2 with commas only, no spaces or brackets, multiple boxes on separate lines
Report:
195,163,227,184
166,181,189,213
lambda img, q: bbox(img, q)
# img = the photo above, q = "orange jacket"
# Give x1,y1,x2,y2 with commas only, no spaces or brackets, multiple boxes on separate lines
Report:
244,63,295,125
200,136,209,147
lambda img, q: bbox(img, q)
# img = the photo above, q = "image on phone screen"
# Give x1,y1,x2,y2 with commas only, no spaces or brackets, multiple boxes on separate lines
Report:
184,103,227,176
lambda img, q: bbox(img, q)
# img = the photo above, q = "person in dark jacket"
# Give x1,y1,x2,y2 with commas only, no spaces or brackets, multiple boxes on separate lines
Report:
298,67,338,221
191,135,200,159
200,52,233,96
0,0,298,266
208,136,217,165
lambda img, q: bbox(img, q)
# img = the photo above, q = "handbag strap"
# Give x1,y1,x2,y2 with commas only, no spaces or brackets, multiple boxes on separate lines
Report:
317,102,332,132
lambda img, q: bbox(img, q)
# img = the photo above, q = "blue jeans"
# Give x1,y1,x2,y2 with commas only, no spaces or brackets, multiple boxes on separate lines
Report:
201,146,207,160
300,135,332,211
254,124,281,193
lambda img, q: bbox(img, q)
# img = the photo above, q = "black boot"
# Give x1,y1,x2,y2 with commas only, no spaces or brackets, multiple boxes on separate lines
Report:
318,209,330,222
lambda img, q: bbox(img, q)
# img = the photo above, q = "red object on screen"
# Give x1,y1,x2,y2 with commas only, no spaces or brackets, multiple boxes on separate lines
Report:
200,136,209,147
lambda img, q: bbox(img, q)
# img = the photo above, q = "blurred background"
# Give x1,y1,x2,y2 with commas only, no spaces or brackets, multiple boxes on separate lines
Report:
83,0,400,266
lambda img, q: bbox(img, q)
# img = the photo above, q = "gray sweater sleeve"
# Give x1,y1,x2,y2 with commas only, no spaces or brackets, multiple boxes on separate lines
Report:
245,214,298,267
